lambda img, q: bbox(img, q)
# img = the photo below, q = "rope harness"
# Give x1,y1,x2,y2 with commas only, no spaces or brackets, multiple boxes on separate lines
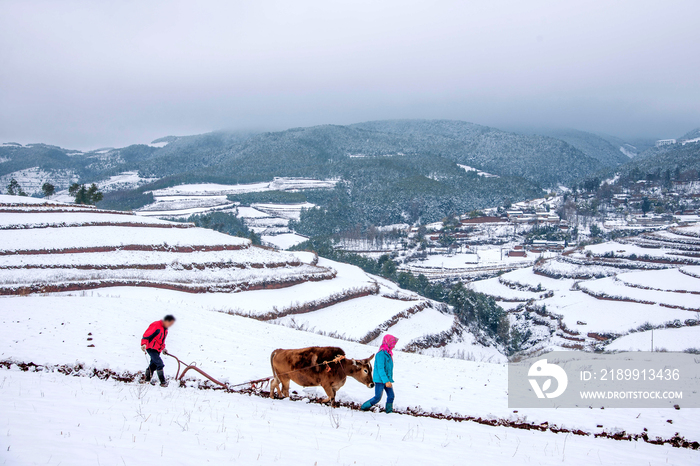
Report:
160,351,346,391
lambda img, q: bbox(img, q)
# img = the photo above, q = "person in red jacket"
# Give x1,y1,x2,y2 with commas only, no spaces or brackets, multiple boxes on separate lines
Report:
141,315,176,386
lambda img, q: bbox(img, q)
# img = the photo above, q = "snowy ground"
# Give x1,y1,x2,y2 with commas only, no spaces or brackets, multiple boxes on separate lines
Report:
4,369,697,466
607,326,700,352
1,294,698,465
262,232,309,249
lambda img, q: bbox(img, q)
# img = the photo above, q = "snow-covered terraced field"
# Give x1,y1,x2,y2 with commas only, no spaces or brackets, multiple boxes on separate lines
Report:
470,277,548,301
149,178,336,197
0,224,249,253
274,295,429,341
616,268,700,293
371,307,460,349
138,195,234,213
0,248,302,268
579,277,700,311
0,211,181,229
0,263,330,289
499,265,575,292
252,202,315,220
492,224,700,352
0,195,473,359
135,181,328,246
671,223,700,238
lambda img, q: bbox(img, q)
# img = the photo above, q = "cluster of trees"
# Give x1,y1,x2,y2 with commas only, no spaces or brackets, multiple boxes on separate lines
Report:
524,224,574,244
5,178,105,206
68,183,103,205
290,237,523,352
6,179,27,196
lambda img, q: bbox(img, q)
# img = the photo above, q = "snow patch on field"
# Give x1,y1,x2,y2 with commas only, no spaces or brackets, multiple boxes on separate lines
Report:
457,164,500,178
607,326,700,352
262,232,308,249
96,171,158,192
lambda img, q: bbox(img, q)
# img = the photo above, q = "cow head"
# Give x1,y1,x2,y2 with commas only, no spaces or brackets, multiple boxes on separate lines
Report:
347,354,375,388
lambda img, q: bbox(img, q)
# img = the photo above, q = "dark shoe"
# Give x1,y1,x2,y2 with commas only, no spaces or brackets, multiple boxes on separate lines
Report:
156,369,166,386
160,381,169,387
143,368,153,383
385,403,393,414
360,401,373,411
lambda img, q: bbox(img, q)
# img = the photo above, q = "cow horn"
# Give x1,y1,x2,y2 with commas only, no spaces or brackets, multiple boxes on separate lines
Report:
352,359,357,366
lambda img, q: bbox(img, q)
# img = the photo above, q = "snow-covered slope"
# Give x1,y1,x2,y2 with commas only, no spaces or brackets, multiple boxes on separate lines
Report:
0,194,484,358
1,294,697,465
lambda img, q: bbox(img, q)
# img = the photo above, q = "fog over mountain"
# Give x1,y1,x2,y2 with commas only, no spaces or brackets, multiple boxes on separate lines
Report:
1,0,699,149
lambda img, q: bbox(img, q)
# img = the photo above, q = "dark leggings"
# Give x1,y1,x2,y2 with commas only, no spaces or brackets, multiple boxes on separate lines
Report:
367,383,395,405
147,349,165,371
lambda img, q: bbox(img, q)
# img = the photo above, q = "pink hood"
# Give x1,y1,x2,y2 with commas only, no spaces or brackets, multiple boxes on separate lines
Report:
379,334,398,357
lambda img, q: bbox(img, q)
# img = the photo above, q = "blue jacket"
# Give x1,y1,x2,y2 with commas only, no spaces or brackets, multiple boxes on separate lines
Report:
373,350,394,384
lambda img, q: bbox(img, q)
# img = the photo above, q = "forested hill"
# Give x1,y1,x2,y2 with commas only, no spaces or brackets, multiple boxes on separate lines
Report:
520,128,632,166
619,128,700,180
2,119,627,225
349,120,603,187
2,119,607,189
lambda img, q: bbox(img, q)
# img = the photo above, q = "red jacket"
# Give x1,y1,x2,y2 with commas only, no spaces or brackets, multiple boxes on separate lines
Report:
141,320,168,352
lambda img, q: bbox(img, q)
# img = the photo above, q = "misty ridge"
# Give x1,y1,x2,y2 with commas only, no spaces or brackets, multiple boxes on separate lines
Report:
2,119,699,228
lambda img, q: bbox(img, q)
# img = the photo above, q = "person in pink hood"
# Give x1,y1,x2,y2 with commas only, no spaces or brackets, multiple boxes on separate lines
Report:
361,334,398,413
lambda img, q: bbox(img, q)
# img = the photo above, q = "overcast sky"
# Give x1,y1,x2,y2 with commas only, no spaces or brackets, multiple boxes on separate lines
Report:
1,0,699,149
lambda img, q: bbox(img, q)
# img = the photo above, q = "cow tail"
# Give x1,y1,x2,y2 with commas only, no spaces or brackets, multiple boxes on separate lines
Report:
270,350,280,383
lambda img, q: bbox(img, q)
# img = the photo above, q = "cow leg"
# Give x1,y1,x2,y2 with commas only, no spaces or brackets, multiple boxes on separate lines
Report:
281,377,291,398
269,378,280,399
320,384,335,405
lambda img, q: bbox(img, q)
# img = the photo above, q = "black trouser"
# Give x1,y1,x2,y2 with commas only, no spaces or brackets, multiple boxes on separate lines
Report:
147,349,165,371
146,349,166,384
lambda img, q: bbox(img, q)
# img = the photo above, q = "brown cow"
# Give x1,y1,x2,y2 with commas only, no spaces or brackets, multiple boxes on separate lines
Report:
270,346,374,405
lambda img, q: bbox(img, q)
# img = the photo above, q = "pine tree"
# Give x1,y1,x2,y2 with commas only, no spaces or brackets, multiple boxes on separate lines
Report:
41,182,55,198
6,179,27,196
